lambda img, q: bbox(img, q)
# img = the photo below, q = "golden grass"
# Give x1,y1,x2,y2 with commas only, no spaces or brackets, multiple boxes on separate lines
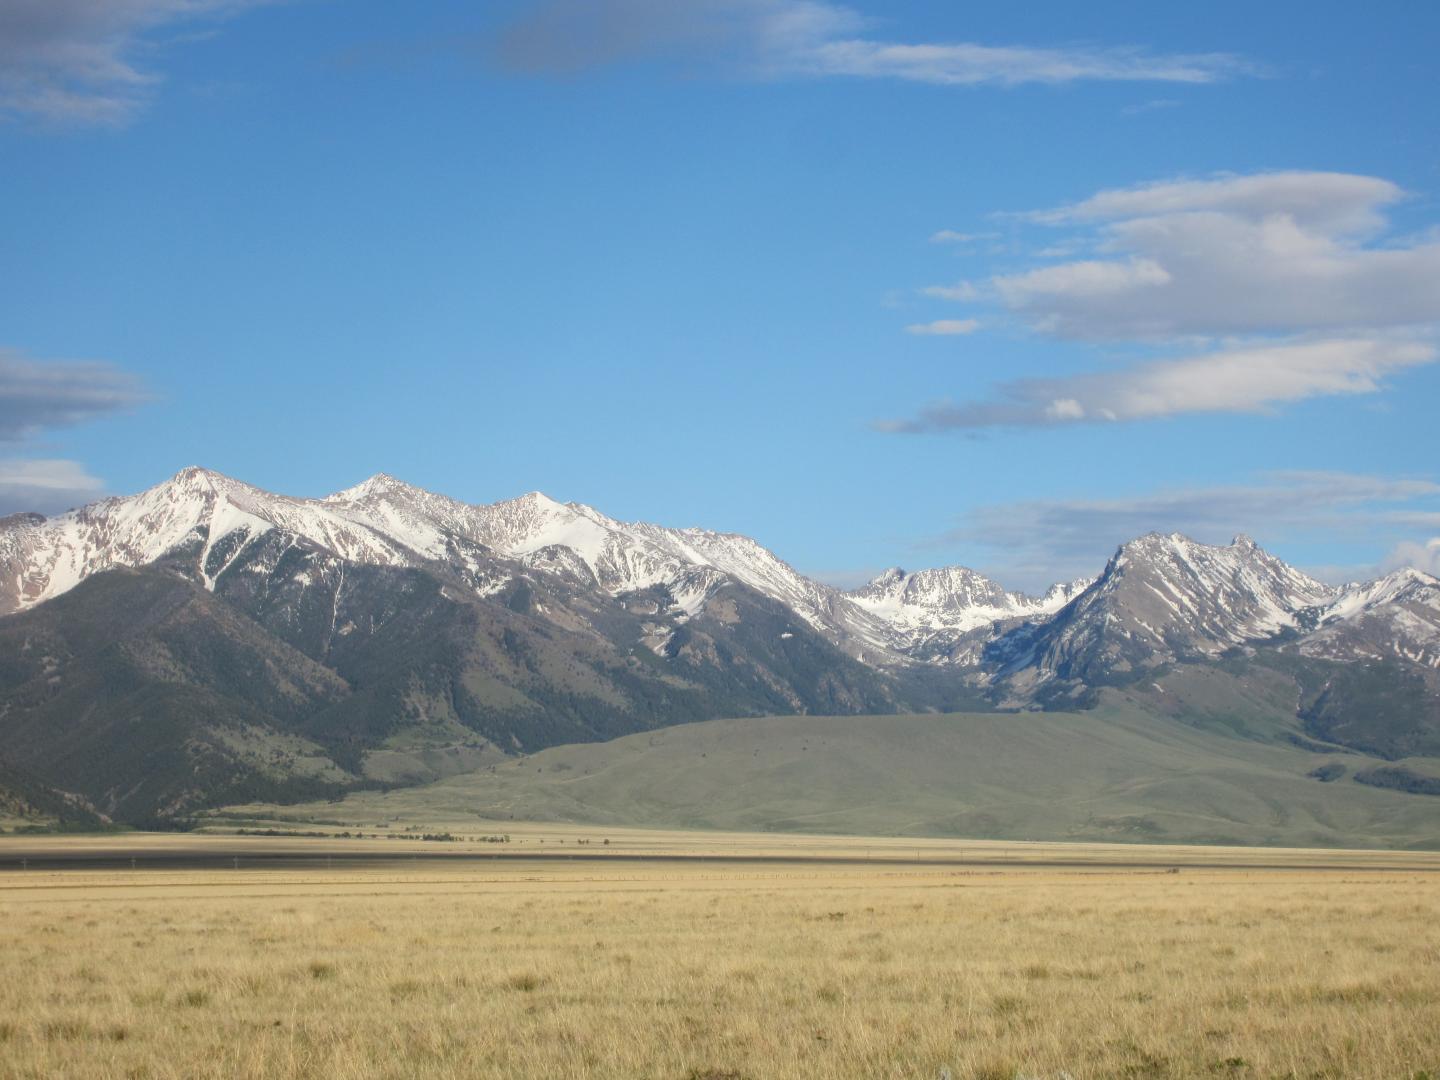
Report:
1,838,1438,1078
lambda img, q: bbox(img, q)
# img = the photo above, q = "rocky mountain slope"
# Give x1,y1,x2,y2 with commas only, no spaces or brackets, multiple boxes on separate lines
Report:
988,533,1337,691
0,468,1078,668
849,565,1090,663
2,467,1437,823
0,470,911,819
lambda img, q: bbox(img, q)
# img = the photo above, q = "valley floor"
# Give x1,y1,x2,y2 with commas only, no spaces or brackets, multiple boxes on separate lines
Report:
1,832,1438,1079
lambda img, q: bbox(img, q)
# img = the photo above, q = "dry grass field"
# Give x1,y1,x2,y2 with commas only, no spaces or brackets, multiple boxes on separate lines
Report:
2,832,1439,1080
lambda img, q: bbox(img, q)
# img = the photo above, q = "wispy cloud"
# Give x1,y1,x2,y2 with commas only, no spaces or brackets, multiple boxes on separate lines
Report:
941,472,1440,589
921,281,982,302
880,338,1435,431
0,458,105,516
493,1,1256,87
1120,98,1181,116
904,319,979,337
929,230,986,244
0,0,272,125
790,39,1253,86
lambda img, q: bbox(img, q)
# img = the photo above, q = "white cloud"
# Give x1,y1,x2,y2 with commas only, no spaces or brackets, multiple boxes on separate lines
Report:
921,280,982,302
987,171,1440,339
904,319,978,336
0,0,270,125
495,1,1255,87
993,257,1171,303
892,171,1440,432
1385,537,1440,578
1029,172,1402,232
879,338,1435,431
794,39,1252,86
0,458,105,515
929,230,982,244
1120,98,1180,116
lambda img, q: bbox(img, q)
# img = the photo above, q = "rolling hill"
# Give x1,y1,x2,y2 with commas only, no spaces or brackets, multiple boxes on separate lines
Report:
214,698,1440,850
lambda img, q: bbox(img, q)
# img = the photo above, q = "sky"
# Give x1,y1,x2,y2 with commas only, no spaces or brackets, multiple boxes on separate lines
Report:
2,0,1439,591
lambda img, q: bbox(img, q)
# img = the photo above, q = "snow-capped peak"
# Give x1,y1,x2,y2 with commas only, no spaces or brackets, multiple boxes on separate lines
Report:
7,468,1424,679
847,562,1082,638
323,472,420,503
1322,566,1440,622
0,467,435,612
1304,566,1440,669
1065,531,1337,658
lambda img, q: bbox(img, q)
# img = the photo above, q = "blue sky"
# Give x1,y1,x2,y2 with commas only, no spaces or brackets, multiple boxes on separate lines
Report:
2,0,1439,589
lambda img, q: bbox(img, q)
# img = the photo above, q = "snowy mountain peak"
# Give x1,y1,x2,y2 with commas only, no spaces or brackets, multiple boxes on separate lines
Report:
1305,566,1440,669
1114,531,1330,597
846,562,1084,655
323,472,420,503
1021,532,1342,683
4,467,1428,682
171,464,221,484
1324,566,1440,619
156,465,282,506
1392,566,1440,587
866,567,908,589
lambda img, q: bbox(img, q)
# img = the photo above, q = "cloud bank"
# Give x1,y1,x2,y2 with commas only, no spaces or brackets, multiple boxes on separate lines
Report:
882,338,1435,431
993,172,1440,339
494,1,1254,87
0,348,148,440
891,171,1440,431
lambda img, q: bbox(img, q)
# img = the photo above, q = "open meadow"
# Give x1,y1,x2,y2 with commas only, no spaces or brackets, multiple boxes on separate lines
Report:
2,832,1439,1079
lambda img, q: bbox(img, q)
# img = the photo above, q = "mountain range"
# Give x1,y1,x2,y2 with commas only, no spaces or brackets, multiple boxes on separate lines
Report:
1,466,1437,829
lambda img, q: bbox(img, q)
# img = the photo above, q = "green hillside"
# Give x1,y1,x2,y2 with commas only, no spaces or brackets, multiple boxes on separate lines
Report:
217,699,1440,849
